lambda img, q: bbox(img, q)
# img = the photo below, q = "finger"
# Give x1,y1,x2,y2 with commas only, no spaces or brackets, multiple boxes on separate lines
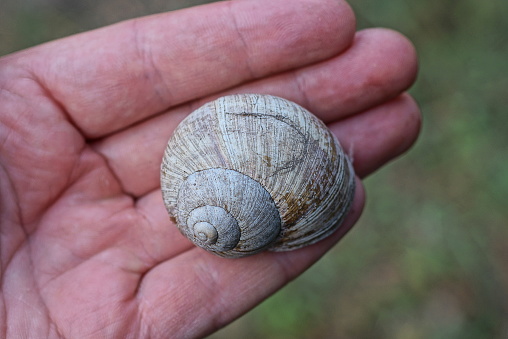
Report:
20,0,355,138
330,93,422,178
226,28,418,122
136,179,365,339
94,28,418,196
131,93,420,262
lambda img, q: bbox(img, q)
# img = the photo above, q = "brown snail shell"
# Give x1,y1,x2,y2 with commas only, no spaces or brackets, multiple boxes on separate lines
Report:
161,94,355,258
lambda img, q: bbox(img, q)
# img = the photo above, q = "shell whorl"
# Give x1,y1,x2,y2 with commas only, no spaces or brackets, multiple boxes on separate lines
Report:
174,168,281,257
161,94,355,258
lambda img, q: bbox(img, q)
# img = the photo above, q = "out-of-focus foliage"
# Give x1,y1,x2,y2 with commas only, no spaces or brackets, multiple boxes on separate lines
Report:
1,0,507,338
213,1,508,338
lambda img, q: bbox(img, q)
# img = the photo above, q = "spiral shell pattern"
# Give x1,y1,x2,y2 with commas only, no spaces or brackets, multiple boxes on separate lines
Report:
161,94,355,258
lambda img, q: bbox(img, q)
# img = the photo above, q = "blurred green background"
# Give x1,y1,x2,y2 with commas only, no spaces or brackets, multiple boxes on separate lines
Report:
1,0,506,338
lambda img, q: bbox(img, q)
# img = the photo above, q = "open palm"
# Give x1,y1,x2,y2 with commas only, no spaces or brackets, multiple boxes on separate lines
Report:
0,0,420,338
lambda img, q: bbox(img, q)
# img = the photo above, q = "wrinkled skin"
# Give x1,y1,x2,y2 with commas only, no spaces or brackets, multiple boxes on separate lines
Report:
0,0,420,338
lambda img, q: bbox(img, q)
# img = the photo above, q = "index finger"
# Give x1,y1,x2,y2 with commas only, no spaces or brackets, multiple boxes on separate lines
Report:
12,0,355,138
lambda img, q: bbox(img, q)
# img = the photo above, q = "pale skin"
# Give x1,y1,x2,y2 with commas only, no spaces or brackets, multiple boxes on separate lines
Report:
0,0,420,338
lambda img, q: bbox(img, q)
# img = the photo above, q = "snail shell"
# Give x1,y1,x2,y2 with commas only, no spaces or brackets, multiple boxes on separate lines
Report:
161,94,355,258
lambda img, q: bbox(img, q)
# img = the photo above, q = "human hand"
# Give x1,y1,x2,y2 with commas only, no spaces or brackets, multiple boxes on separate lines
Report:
0,0,420,337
